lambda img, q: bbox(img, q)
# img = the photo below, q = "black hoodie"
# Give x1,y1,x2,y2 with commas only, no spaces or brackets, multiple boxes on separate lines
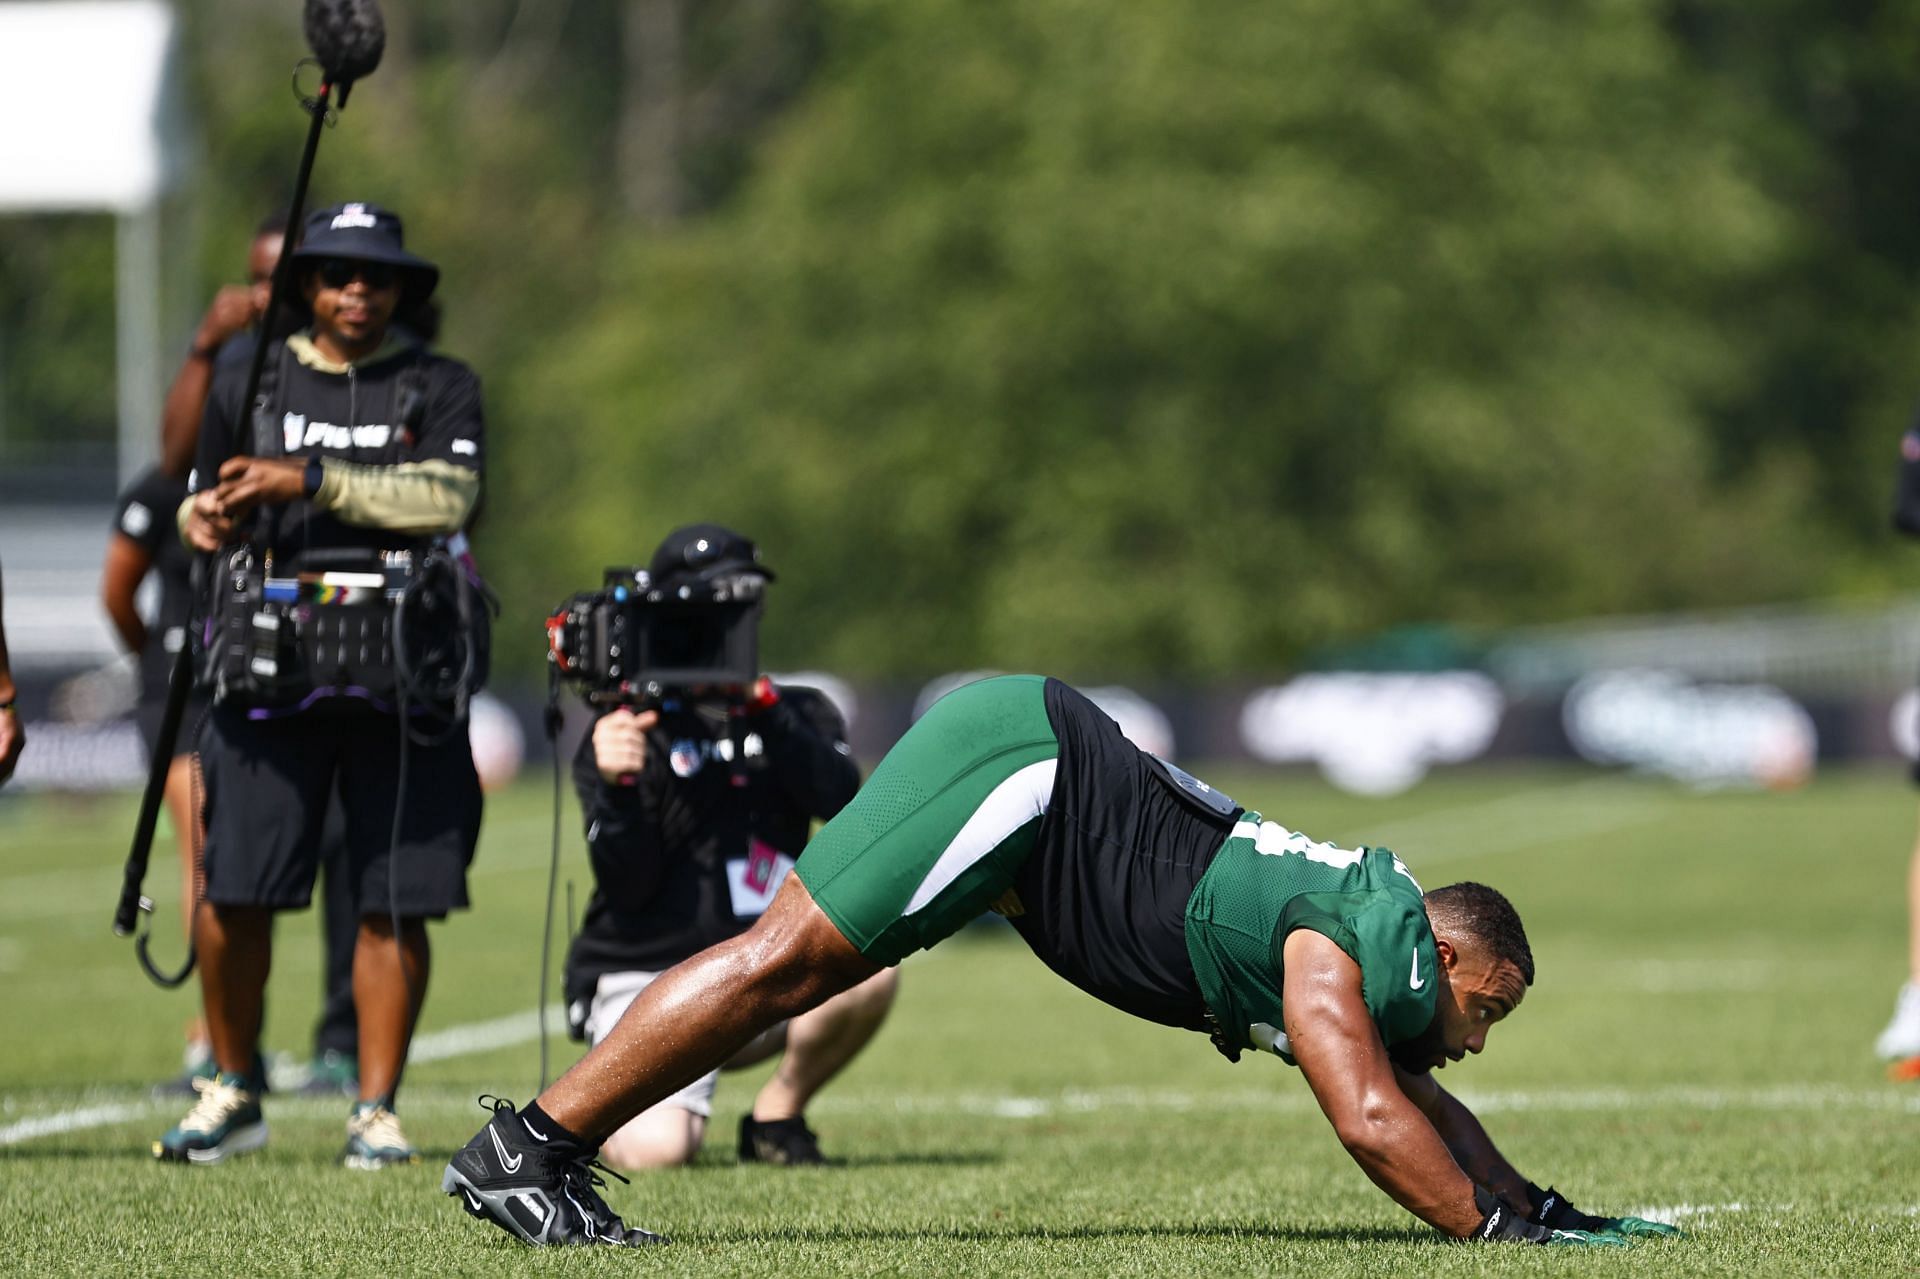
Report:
188,330,484,557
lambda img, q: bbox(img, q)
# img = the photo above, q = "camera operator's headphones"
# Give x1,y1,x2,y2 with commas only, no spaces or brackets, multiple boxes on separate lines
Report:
649,523,776,589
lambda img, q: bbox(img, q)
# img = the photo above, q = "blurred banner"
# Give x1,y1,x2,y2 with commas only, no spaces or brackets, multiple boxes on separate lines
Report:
9,596,1920,797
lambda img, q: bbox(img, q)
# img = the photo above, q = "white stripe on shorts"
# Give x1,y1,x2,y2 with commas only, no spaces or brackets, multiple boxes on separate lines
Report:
903,758,1058,916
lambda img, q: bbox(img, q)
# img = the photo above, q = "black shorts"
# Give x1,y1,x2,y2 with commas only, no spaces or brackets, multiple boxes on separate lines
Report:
137,692,212,764
198,704,481,917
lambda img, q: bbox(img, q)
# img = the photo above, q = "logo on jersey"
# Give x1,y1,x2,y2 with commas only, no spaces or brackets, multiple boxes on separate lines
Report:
1409,949,1426,991
119,501,152,537
283,412,307,452
301,420,394,451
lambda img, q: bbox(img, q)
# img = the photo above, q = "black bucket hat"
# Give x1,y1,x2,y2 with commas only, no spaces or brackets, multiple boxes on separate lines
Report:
288,201,439,301
649,524,776,586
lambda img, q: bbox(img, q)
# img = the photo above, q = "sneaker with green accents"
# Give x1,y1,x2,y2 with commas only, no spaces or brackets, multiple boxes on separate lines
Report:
341,1101,419,1170
297,1049,360,1097
153,1073,267,1164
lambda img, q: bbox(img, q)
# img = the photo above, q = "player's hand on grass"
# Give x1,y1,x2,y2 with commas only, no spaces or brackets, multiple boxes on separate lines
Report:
1545,1229,1632,1247
1472,1188,1632,1246
1527,1182,1682,1239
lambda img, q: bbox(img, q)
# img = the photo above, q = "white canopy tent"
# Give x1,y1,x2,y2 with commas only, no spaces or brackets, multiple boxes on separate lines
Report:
0,0,189,670
0,0,189,489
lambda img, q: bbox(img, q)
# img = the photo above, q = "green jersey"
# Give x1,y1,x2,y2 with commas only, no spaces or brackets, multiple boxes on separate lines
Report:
1183,811,1438,1064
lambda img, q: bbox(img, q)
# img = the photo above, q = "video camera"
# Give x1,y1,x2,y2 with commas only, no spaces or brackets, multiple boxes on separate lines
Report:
546,565,764,706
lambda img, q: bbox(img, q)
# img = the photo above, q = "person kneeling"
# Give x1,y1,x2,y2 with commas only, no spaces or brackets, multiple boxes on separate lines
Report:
562,524,897,1170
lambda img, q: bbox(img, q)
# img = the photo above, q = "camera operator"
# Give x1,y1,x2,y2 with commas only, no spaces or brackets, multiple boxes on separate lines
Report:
159,201,486,1169
565,525,897,1169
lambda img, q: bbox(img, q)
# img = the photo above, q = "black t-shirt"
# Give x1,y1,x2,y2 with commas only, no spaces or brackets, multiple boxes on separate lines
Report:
110,467,192,704
563,687,861,1007
1008,678,1244,1032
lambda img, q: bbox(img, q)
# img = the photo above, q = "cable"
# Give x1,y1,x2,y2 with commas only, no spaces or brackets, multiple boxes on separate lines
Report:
380,672,413,1108
537,664,564,1093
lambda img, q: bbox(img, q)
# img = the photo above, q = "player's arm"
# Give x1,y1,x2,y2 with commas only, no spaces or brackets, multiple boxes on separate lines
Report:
1282,928,1483,1237
1394,1056,1682,1240
160,287,258,478
1393,1067,1530,1205
101,534,154,654
180,371,245,550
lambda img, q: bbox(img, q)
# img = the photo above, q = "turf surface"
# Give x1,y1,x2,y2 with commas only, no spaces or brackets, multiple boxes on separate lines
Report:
2,765,1916,1275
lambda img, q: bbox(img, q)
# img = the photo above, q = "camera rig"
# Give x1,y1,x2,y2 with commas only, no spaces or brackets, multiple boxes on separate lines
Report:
203,540,487,724
546,565,764,707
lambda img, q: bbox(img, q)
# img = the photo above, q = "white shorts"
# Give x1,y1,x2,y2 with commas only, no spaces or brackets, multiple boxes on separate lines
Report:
585,970,789,1118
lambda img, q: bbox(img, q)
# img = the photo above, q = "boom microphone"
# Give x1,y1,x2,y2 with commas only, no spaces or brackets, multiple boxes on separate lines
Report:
304,0,386,101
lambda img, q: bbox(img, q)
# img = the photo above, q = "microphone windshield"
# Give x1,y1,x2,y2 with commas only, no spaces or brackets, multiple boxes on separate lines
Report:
303,0,386,87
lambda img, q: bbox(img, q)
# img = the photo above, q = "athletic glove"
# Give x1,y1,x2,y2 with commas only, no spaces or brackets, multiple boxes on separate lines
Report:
1527,1182,1682,1239
1471,1186,1626,1246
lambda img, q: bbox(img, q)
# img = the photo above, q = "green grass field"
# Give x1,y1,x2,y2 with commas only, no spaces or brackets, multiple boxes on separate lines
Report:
2,765,1916,1276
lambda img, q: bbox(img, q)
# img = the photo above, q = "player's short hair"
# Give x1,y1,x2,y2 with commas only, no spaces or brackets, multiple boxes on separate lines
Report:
1423,882,1534,986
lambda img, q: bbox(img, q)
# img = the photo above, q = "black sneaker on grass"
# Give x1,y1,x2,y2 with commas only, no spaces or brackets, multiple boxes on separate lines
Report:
153,1073,267,1164
442,1097,667,1247
738,1114,826,1166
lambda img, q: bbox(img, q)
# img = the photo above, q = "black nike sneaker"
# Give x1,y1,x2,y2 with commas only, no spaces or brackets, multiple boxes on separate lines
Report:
738,1114,827,1166
441,1097,668,1247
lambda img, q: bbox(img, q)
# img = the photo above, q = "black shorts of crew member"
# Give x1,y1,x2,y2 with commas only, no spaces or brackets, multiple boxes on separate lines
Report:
197,702,481,917
137,692,212,765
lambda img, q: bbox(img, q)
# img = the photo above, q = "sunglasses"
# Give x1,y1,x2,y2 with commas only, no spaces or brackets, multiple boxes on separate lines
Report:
315,258,399,290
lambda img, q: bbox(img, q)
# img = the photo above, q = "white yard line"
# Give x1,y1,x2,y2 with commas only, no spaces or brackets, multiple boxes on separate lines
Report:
0,1005,565,1146
6,1061,1916,1147
407,1007,569,1064
0,1102,151,1146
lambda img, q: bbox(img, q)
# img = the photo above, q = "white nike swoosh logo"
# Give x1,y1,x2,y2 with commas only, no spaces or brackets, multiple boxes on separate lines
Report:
1409,949,1426,991
462,1187,484,1211
523,1120,550,1143
488,1124,523,1173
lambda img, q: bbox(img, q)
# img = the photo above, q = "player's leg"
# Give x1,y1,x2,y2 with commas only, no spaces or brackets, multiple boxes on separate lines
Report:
162,752,212,1077
584,972,737,1169
741,966,899,1164
337,713,482,1167
538,873,878,1143
303,796,361,1096
158,709,331,1163
445,675,1058,1244
351,913,429,1103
